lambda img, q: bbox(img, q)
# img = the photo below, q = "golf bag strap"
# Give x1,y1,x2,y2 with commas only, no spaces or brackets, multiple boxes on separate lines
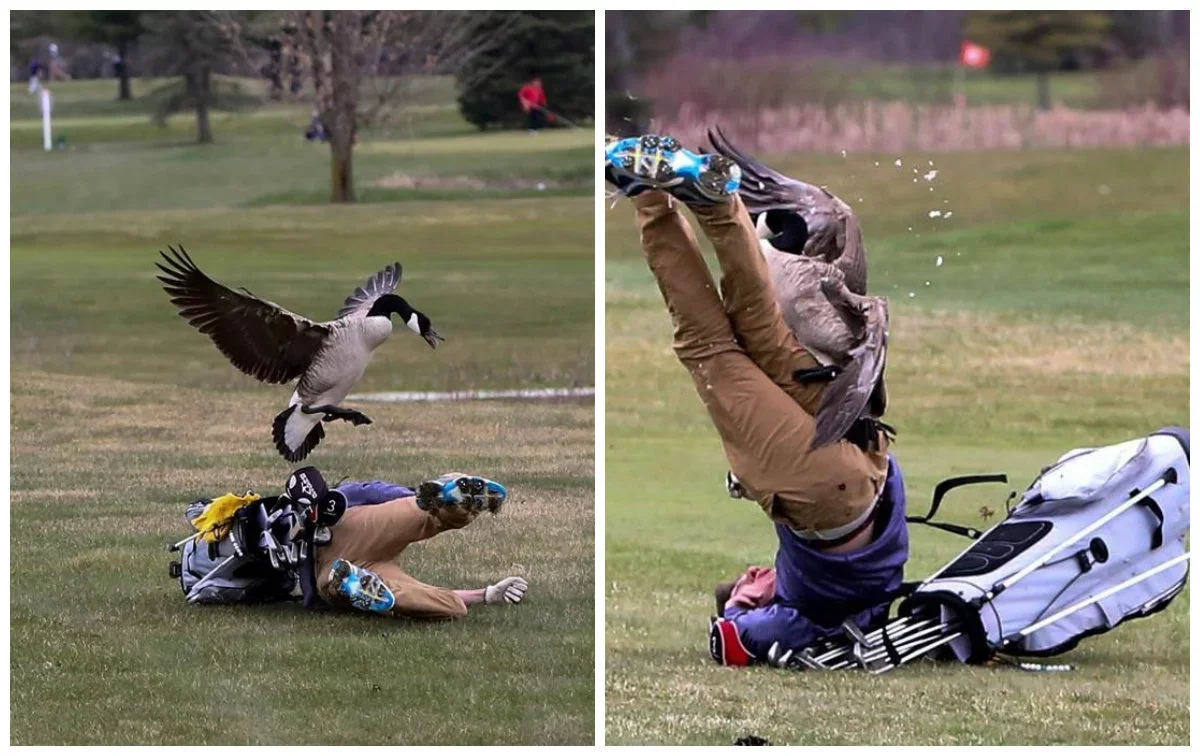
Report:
909,519,982,540
1151,426,1189,461
1132,489,1165,550
907,473,1010,540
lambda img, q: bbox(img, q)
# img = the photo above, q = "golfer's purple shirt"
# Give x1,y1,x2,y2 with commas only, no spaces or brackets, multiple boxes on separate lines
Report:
724,455,910,658
337,480,416,507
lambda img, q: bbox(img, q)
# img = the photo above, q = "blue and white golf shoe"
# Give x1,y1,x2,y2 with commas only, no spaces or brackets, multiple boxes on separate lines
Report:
329,559,396,615
605,134,741,204
416,474,508,514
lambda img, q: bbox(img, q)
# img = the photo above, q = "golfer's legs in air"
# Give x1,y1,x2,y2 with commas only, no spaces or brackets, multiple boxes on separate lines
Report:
633,190,743,364
690,196,825,414
633,191,826,526
625,142,887,533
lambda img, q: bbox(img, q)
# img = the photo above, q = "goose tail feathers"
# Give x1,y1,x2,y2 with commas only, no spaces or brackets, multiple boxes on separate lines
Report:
273,403,325,462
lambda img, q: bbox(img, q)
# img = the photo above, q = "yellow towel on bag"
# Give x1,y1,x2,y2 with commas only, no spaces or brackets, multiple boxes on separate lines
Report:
190,492,261,543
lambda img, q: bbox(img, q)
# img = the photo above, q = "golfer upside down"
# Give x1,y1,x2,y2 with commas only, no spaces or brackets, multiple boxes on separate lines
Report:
606,134,910,665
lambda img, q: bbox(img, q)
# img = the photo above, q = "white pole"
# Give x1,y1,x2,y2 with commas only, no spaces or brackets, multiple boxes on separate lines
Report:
41,87,52,152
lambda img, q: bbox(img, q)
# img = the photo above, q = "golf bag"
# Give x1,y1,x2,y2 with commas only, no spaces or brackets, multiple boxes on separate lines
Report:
167,467,347,605
779,428,1189,673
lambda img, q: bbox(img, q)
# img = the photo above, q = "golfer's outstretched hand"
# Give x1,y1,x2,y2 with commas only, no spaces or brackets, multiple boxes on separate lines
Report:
485,576,529,605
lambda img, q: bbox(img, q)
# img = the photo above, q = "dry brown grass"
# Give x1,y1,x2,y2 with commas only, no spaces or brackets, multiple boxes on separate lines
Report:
11,368,595,745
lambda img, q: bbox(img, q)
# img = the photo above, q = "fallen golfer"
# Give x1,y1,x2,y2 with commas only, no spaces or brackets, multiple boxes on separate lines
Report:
171,467,527,620
606,134,1190,674
606,133,906,666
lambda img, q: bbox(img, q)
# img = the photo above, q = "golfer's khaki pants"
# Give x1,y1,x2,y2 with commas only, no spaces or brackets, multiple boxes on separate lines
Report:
315,498,480,620
635,191,889,532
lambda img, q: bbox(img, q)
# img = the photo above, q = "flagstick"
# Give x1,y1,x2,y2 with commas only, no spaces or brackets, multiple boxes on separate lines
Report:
41,87,52,152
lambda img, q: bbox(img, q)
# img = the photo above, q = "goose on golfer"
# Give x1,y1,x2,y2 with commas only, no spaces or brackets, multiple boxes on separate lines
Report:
706,127,888,449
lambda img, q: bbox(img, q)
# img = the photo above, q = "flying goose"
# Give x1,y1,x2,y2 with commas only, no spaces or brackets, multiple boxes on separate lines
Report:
156,247,443,462
704,127,888,449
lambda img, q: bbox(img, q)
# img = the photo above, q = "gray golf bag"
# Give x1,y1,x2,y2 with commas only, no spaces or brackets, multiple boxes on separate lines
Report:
167,467,347,605
783,427,1189,673
169,495,302,604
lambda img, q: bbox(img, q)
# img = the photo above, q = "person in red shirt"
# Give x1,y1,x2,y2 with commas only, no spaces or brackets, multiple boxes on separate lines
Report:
518,76,549,132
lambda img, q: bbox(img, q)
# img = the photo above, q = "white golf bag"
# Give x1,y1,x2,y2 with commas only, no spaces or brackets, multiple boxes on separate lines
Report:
784,428,1189,673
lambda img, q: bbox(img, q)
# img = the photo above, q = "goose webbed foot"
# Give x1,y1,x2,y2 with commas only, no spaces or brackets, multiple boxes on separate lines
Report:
304,404,373,426
338,411,373,426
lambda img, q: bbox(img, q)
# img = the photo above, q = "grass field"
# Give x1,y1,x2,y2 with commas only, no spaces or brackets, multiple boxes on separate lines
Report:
605,147,1189,745
11,78,595,745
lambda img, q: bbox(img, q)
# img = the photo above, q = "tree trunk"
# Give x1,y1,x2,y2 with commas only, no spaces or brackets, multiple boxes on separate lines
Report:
1035,70,1051,111
189,68,213,144
327,12,360,203
329,133,354,203
116,39,131,101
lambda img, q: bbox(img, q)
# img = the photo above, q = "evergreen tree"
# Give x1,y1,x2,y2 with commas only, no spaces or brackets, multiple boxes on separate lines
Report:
457,11,593,130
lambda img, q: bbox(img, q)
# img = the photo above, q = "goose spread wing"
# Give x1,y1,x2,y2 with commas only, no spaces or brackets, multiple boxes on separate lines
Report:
156,246,330,384
811,296,889,449
706,125,868,294
337,261,403,319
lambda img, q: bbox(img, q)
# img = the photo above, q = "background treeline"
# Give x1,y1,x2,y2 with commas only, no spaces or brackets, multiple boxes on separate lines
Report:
609,11,1190,135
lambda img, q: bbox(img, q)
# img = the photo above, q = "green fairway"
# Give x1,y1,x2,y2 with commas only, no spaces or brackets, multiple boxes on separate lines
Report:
605,147,1188,745
11,77,594,745
11,77,592,215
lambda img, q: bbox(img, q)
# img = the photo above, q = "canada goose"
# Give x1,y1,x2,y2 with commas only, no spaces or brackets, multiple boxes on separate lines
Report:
707,125,868,294
156,247,443,462
704,127,888,449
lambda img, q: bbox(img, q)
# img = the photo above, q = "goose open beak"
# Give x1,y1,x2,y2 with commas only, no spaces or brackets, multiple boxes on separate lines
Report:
422,328,444,349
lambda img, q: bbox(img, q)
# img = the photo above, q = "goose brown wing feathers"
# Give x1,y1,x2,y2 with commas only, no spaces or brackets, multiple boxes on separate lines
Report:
156,246,330,384
811,296,889,449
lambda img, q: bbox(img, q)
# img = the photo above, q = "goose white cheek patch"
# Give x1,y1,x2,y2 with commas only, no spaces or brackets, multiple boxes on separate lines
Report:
755,212,772,240
406,313,421,334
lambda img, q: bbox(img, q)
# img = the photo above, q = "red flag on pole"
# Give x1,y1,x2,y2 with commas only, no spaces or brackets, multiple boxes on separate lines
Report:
960,41,991,69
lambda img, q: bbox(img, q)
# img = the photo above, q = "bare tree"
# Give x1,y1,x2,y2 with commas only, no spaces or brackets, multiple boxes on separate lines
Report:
283,11,512,203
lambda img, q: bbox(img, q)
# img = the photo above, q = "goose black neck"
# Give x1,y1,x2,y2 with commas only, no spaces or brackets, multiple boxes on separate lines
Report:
764,210,809,254
367,294,413,320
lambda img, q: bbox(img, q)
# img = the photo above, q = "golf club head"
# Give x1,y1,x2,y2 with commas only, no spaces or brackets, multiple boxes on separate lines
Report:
795,647,829,670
